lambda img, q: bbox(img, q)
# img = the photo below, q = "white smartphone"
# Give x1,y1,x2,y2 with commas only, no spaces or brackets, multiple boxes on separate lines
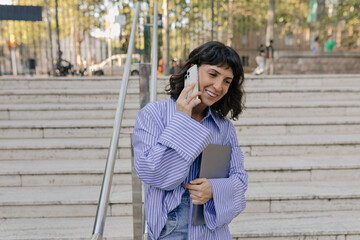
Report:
184,64,198,98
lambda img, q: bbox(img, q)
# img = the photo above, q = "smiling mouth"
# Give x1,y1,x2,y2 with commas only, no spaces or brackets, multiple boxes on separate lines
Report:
206,90,217,98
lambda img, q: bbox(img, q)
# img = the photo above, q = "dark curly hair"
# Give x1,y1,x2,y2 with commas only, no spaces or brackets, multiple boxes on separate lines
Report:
166,41,245,120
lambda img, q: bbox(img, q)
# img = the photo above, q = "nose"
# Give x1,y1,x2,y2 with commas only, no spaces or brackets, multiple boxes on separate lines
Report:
213,79,222,92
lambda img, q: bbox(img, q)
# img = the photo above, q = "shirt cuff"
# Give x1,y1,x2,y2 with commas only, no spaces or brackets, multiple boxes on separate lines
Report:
158,111,213,162
204,178,234,230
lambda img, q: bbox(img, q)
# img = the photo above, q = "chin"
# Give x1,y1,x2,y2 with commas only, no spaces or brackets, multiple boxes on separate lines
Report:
200,97,217,107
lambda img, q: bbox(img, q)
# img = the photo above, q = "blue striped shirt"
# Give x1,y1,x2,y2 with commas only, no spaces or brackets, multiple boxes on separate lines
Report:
133,98,248,240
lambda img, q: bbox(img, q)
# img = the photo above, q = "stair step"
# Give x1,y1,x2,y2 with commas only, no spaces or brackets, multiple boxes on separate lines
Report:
1,86,360,104
0,138,130,160
0,103,139,120
246,86,360,101
240,134,360,156
0,119,134,138
0,216,133,240
2,101,360,110
1,74,359,90
244,101,360,117
245,74,360,87
246,155,360,182
242,134,360,156
0,76,141,90
1,155,359,187
0,185,132,218
1,101,359,120
2,117,360,138
235,116,360,125
0,134,359,160
234,116,360,135
0,159,131,186
1,211,360,240
0,89,140,104
245,180,360,213
230,210,360,239
1,180,359,218
0,159,131,175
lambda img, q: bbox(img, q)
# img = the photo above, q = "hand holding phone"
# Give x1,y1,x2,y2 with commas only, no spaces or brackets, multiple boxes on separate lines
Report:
176,64,201,117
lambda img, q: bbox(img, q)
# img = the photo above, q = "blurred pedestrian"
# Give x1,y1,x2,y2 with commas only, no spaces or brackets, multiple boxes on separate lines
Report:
311,36,320,52
158,59,163,74
170,59,177,75
324,35,336,52
175,58,183,73
253,44,265,75
265,40,274,75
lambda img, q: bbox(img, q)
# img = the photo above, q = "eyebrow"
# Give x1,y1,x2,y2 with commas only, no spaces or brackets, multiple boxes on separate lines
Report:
209,68,233,80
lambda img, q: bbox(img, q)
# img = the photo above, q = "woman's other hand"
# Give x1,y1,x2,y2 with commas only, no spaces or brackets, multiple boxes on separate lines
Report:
176,82,201,117
182,178,213,205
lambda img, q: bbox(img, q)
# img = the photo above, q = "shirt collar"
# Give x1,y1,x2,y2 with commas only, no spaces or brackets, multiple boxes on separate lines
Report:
168,98,222,130
205,107,222,130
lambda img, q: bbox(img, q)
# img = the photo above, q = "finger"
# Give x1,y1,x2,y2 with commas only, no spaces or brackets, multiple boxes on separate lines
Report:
187,90,202,103
182,183,200,191
178,82,196,100
181,183,191,189
184,184,200,191
191,198,205,205
184,83,198,103
188,99,201,109
190,178,207,185
188,96,202,108
191,197,199,204
189,191,202,200
179,82,195,99
188,90,201,99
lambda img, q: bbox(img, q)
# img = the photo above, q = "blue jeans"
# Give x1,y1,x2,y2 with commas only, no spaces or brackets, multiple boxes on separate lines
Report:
158,192,190,240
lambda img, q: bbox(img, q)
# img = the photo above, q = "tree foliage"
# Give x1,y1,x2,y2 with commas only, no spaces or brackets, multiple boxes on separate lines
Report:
1,0,359,70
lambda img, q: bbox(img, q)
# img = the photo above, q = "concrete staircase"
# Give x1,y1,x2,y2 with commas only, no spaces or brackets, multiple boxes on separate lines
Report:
0,74,360,240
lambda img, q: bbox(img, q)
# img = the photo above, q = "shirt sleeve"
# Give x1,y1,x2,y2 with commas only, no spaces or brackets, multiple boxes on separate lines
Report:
203,121,248,230
133,104,213,191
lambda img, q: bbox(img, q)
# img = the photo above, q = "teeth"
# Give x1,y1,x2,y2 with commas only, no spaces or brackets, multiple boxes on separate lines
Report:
206,90,217,97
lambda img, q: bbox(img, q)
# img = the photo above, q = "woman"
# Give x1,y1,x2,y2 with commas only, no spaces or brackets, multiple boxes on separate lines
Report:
133,41,248,240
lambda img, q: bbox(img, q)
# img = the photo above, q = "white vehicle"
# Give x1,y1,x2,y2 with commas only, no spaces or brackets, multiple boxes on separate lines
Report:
90,54,140,76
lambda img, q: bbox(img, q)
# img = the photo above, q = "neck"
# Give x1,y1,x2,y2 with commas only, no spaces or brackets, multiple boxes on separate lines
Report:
192,103,208,122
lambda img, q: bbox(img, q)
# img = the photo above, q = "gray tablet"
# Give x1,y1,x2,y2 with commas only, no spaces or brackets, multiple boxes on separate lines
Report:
192,144,232,226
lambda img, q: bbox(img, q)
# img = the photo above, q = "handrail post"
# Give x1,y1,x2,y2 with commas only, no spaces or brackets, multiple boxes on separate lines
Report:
150,2,158,103
90,2,140,240
131,133,143,240
139,3,159,239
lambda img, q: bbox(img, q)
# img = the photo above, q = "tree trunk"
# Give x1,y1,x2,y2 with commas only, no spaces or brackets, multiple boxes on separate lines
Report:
163,0,169,75
227,0,233,46
266,0,275,46
85,32,92,76
75,30,81,69
55,0,61,58
43,0,56,76
210,0,214,41
75,4,82,69
70,7,75,65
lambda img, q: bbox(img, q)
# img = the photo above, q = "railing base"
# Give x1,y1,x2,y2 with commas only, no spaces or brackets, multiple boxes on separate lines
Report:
90,233,102,240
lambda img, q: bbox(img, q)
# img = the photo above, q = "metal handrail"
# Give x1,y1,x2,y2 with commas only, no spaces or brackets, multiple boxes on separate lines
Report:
90,2,140,240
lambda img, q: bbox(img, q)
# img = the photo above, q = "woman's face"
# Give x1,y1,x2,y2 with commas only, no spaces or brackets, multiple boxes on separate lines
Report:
197,64,233,106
